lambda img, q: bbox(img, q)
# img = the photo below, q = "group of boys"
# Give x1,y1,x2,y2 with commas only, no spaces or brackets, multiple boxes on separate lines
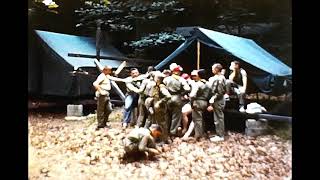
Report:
93,61,247,157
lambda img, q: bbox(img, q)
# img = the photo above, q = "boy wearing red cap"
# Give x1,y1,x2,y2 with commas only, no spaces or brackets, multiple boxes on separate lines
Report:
163,63,191,137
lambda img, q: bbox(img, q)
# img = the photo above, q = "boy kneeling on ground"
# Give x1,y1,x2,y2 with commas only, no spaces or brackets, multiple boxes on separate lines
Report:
122,124,162,159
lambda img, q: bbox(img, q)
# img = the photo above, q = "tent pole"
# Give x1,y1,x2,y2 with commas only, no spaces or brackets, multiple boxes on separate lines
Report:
197,40,200,70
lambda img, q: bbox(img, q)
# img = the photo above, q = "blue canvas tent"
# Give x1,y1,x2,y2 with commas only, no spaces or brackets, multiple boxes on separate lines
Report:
155,27,292,95
28,30,137,97
35,30,138,69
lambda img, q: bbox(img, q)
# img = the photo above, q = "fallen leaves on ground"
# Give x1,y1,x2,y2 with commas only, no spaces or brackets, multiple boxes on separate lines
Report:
28,110,291,180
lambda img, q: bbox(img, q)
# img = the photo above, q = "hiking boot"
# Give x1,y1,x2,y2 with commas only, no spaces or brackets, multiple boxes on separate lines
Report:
105,122,112,128
210,136,224,142
95,126,105,131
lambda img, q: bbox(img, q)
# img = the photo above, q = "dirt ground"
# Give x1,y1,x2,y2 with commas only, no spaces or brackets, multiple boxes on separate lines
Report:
28,107,291,180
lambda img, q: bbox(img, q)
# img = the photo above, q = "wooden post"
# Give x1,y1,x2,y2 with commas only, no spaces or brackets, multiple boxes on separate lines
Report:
197,40,200,70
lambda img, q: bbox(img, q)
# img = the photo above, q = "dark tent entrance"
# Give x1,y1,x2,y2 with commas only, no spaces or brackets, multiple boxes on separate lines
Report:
155,27,292,96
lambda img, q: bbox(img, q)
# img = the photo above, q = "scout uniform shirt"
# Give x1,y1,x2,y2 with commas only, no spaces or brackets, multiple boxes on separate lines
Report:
189,79,210,101
145,81,171,100
125,76,143,94
208,74,227,104
163,74,190,95
93,73,128,97
93,73,112,97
